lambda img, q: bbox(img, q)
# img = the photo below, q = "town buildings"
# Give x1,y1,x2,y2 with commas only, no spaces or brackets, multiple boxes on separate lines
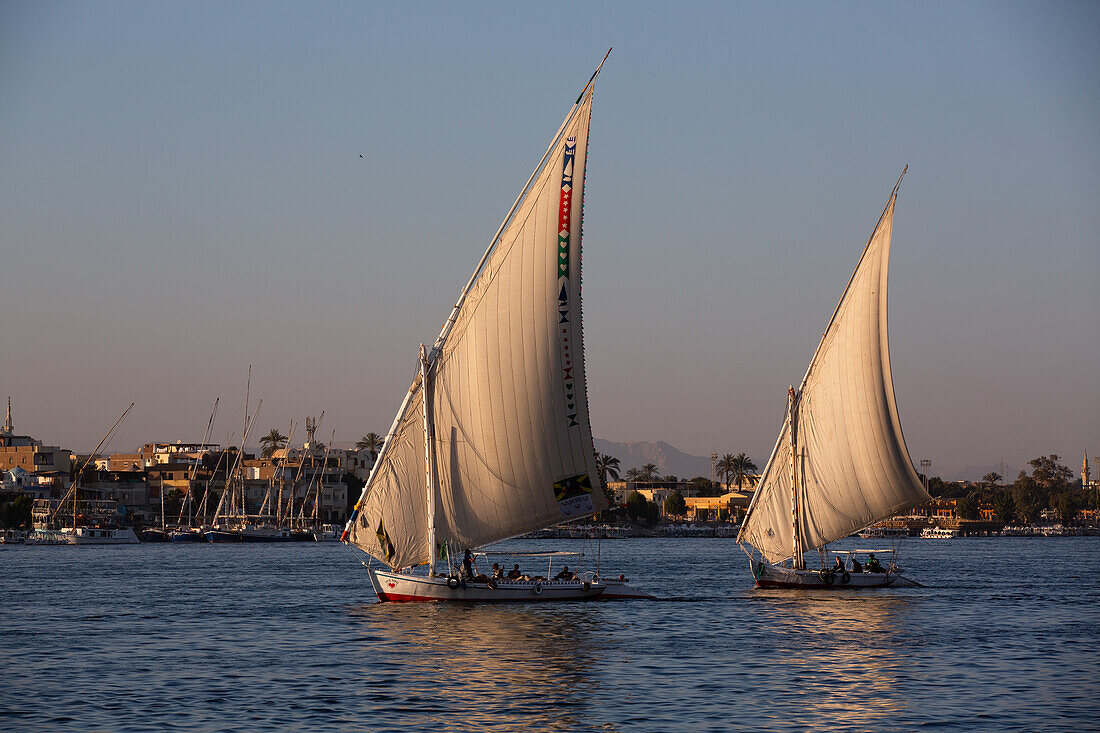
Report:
0,399,71,497
2,400,374,526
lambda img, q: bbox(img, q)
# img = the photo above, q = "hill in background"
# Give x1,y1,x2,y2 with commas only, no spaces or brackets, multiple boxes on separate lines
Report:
593,439,719,480
593,438,1012,483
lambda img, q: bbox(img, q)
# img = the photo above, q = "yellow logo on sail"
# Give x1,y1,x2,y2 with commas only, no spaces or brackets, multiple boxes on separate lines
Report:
553,473,593,502
554,473,595,519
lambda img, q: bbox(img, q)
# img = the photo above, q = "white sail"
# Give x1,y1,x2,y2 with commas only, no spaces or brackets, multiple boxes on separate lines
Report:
738,174,930,564
347,88,605,569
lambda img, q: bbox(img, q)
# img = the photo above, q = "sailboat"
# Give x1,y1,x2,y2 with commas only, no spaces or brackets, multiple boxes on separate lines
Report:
737,169,930,589
27,403,140,545
342,52,646,602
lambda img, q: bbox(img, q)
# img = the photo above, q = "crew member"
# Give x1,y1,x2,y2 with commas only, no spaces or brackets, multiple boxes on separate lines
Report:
463,548,475,579
553,565,575,581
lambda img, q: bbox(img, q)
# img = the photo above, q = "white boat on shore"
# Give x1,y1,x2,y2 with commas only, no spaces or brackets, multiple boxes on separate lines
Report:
1002,524,1068,537
313,524,342,542
27,404,139,547
26,527,139,545
921,526,959,539
858,525,909,539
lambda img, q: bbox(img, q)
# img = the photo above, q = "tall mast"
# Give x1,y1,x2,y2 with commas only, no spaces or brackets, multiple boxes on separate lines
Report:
276,419,295,525
183,397,220,528
788,387,805,570
314,429,335,526
241,366,251,521
53,402,134,527
299,428,334,523
420,345,438,575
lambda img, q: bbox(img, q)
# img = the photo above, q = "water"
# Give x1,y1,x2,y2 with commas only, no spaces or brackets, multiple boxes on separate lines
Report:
1,537,1097,731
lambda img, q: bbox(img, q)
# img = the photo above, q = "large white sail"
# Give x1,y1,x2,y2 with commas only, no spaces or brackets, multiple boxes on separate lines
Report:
738,175,930,564
347,88,605,569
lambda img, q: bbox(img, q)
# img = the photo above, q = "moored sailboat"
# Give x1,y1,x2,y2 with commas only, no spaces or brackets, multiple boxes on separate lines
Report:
737,170,930,589
342,52,647,602
28,403,140,546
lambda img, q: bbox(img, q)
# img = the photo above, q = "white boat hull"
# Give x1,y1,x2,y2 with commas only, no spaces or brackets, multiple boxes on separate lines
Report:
752,562,920,589
27,528,139,545
367,568,652,603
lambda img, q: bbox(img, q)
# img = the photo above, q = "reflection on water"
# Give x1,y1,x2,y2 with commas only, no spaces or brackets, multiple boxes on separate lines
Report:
761,593,914,729
346,603,607,732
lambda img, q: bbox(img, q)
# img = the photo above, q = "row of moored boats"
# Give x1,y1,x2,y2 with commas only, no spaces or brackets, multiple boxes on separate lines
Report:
1,523,344,545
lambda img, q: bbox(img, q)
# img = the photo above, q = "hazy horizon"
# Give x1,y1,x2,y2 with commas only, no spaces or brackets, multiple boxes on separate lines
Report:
2,2,1097,482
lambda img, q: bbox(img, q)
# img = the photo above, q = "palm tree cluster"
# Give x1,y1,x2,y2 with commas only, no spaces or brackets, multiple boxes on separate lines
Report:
715,452,758,491
622,463,664,483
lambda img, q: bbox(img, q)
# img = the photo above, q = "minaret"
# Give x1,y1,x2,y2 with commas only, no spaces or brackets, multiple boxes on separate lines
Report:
1084,451,1091,490
2,397,12,435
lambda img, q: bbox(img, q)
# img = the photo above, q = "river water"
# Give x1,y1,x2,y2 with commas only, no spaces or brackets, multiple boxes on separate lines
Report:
1,536,1097,731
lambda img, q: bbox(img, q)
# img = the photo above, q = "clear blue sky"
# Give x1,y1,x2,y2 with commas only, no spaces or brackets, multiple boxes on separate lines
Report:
2,1,1097,479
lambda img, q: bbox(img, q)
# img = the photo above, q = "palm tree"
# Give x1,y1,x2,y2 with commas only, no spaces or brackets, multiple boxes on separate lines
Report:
640,463,659,481
982,472,1002,492
730,453,758,491
356,432,384,461
595,453,621,485
715,454,736,488
624,467,643,482
260,429,287,460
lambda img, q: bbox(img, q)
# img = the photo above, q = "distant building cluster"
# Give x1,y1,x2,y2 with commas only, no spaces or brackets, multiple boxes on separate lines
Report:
606,480,757,522
1,399,374,525
1,398,72,498
608,468,1099,529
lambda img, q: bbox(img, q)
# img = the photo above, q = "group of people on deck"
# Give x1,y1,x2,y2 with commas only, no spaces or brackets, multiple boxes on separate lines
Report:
461,549,579,583
832,554,885,574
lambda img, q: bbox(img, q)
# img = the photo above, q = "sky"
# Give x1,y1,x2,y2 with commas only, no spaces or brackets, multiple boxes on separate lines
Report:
1,1,1097,480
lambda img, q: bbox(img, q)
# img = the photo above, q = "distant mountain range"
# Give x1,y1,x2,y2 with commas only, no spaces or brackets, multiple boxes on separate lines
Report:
593,439,720,481
593,438,1005,483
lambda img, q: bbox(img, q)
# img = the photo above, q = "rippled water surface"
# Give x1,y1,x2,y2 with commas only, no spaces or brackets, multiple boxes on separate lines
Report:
2,537,1097,731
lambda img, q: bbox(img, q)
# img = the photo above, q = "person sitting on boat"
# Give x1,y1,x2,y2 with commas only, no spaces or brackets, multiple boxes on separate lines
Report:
491,563,504,580
850,557,863,573
833,556,845,572
866,554,884,573
462,548,475,579
507,563,522,580
553,565,575,581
